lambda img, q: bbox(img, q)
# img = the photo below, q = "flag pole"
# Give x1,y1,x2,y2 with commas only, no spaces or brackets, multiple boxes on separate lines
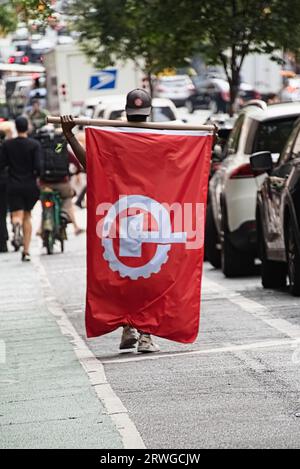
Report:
46,116,216,133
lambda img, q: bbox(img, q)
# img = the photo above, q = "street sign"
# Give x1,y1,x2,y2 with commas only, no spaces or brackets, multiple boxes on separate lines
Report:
89,69,117,90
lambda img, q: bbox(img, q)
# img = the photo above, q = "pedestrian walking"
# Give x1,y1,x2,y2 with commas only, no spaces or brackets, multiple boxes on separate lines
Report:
0,116,41,261
28,99,48,133
0,130,8,252
60,89,159,353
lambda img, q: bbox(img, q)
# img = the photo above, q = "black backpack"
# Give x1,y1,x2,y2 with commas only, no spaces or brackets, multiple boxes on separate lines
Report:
34,133,69,182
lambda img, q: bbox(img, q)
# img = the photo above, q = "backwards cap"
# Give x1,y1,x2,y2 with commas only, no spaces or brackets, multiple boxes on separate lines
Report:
125,88,152,116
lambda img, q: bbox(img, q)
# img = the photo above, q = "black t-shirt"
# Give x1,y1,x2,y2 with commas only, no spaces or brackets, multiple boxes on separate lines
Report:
0,137,41,188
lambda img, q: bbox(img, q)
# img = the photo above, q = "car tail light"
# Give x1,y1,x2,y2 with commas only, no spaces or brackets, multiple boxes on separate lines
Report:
230,163,255,179
43,200,54,208
187,83,196,91
8,57,15,64
21,56,29,64
221,91,230,102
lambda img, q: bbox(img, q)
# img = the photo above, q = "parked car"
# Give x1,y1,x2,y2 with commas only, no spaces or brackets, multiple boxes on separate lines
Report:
186,77,260,114
204,116,235,262
153,75,195,106
250,119,300,296
206,101,300,277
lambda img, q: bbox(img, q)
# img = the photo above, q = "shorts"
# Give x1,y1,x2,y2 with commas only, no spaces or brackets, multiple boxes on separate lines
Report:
8,185,40,212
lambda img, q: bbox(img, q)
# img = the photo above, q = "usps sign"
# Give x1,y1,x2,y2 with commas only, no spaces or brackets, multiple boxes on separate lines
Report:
89,69,117,90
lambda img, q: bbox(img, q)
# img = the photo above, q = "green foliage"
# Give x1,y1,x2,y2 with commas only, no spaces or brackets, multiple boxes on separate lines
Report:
192,1,300,80
0,3,18,36
190,0,300,112
68,0,197,74
0,1,53,36
68,0,300,110
14,1,53,21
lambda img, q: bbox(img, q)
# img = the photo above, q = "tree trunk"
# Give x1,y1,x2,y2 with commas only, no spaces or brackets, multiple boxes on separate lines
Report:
229,66,240,116
147,70,153,97
229,82,239,116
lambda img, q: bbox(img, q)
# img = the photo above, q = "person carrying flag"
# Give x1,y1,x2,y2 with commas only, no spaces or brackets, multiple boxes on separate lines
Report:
61,89,159,353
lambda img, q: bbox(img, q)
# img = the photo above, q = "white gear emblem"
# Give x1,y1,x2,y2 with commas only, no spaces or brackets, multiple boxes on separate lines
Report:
101,195,187,280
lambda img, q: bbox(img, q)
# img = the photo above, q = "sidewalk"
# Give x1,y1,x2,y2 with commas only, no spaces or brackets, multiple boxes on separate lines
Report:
0,249,122,449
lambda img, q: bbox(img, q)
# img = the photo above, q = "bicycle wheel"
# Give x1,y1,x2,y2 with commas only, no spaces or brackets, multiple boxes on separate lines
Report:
44,230,54,255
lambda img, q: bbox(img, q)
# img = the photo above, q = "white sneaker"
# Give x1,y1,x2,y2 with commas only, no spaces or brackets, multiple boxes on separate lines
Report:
119,326,139,350
137,334,160,353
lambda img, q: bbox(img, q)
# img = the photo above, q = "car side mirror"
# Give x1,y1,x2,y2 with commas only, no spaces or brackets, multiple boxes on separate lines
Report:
250,151,273,175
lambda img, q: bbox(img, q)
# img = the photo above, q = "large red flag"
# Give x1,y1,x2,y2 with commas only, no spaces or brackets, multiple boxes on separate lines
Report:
85,126,213,343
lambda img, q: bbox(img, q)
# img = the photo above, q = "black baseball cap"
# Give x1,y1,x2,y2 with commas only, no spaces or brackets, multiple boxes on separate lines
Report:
125,88,152,116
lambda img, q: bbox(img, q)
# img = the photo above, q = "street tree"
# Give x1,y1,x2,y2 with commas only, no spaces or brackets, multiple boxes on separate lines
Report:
68,0,197,94
0,1,53,36
191,0,300,113
68,0,300,112
0,2,18,35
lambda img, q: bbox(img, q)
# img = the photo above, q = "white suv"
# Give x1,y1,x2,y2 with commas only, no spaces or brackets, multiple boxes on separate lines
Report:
206,101,300,277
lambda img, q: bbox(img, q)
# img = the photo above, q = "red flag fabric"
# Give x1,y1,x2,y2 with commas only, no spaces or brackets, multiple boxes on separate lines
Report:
85,126,213,343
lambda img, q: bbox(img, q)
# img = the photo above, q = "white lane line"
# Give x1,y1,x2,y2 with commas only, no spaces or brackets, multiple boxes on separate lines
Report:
101,338,298,364
32,255,145,450
202,277,300,339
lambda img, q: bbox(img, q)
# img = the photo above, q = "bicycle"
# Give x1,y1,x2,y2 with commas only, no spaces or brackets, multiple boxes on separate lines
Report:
40,188,68,254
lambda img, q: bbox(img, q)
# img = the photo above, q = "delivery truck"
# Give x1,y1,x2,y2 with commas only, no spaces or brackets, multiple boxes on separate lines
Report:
241,52,283,95
43,44,142,115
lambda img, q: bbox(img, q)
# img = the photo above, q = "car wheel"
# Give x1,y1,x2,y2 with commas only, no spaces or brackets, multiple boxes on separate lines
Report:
258,221,286,289
286,222,300,296
186,99,194,114
205,203,221,268
221,206,254,277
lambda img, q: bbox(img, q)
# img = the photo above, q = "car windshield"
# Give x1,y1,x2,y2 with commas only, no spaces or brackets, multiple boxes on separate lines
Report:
252,117,298,154
152,106,176,122
109,109,124,120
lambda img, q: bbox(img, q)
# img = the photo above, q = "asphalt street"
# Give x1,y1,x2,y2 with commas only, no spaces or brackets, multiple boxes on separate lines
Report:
40,207,300,449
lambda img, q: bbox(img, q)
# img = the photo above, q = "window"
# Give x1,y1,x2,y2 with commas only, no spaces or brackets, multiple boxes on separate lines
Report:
227,114,245,154
97,109,105,118
152,106,176,122
290,126,300,158
252,117,297,155
277,122,299,165
109,109,125,120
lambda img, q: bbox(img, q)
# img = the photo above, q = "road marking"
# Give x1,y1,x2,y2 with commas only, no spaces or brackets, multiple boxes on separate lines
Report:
32,254,145,450
101,337,298,364
202,277,300,339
